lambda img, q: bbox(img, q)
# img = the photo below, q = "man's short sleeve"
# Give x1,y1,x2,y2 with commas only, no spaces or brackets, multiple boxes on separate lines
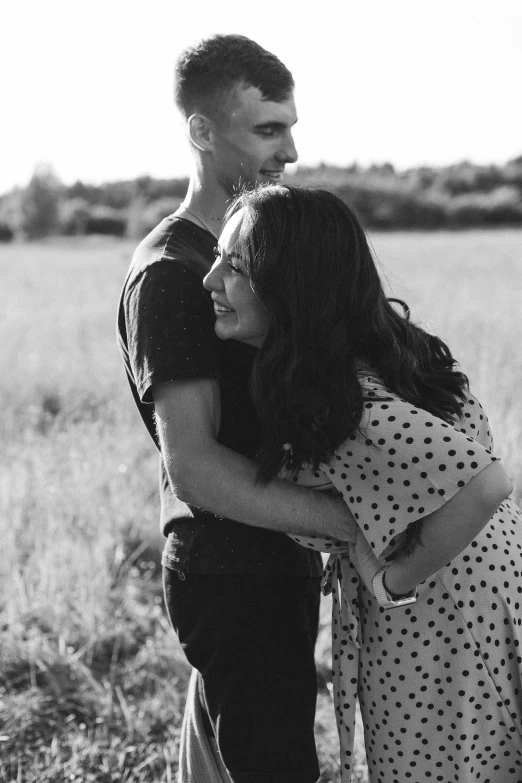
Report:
125,260,220,403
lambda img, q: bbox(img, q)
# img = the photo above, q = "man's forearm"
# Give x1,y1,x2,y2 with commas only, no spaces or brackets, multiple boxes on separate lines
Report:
165,439,357,542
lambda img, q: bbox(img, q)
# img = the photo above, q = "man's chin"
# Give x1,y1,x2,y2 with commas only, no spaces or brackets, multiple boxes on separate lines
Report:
229,174,282,192
258,174,283,186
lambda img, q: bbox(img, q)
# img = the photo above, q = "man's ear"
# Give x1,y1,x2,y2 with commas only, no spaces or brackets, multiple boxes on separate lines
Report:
188,113,214,152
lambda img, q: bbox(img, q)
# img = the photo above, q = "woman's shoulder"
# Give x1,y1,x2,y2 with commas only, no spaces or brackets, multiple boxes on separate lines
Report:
355,364,400,404
453,392,494,449
356,368,494,451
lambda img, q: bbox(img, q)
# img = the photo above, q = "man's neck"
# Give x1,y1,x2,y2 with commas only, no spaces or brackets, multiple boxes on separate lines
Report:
178,173,231,239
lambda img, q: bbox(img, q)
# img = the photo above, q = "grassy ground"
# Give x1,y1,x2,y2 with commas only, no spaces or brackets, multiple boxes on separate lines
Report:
1,230,521,782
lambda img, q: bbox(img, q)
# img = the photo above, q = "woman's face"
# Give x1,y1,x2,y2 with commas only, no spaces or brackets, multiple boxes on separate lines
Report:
203,208,270,348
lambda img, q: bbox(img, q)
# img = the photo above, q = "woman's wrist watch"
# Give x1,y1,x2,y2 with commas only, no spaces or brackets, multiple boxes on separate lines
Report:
372,565,417,608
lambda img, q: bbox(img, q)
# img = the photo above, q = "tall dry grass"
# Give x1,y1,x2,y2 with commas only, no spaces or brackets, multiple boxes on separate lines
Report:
0,238,187,783
1,230,521,782
372,229,522,490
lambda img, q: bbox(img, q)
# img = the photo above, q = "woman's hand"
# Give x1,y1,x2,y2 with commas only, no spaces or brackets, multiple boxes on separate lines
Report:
348,528,388,594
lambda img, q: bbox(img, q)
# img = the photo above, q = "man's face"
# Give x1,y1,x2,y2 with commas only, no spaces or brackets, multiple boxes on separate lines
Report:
211,85,298,193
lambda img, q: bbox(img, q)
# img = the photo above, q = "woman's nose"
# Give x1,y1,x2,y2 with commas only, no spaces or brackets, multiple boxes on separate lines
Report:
203,259,225,291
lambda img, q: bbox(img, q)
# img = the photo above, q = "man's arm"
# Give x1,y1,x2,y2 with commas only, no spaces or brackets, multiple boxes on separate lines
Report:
153,378,357,541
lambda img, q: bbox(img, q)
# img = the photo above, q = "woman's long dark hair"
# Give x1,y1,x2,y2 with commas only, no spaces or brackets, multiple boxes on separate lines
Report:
227,185,468,486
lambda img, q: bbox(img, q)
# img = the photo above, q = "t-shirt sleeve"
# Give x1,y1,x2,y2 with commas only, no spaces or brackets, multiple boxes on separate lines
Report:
125,261,221,402
321,398,499,558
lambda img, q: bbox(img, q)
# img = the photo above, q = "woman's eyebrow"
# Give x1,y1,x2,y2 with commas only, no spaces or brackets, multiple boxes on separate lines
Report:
223,243,243,261
217,244,243,263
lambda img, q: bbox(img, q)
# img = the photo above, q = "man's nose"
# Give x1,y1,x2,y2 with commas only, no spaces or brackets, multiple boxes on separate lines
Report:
277,131,298,164
203,259,225,291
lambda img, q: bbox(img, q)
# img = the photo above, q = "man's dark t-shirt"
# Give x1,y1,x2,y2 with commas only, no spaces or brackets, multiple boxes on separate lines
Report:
117,215,322,576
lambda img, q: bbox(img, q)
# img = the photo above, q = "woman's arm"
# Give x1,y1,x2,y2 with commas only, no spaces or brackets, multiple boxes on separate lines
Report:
382,460,512,596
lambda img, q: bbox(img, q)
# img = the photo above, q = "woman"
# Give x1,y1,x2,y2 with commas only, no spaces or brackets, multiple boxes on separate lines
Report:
203,185,522,783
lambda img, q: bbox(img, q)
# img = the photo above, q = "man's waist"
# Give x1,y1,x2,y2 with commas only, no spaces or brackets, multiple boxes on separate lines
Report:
161,518,323,575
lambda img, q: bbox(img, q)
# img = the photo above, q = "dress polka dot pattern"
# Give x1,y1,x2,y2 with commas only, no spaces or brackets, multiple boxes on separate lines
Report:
290,375,522,782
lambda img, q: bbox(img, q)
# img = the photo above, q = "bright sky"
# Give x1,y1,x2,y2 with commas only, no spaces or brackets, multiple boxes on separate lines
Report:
3,0,521,195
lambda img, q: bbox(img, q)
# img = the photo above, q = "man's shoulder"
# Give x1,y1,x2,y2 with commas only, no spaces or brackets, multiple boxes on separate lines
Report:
128,215,215,288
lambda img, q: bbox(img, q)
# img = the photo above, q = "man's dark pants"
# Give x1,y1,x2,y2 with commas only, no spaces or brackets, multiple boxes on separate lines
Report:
163,569,322,783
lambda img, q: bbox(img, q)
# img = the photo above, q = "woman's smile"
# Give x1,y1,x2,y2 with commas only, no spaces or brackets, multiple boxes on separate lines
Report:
212,297,236,316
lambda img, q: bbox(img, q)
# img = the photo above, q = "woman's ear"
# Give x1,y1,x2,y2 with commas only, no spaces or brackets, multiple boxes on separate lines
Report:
187,113,213,152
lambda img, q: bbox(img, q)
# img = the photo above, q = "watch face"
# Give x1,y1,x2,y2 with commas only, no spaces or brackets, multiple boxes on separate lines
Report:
388,594,417,608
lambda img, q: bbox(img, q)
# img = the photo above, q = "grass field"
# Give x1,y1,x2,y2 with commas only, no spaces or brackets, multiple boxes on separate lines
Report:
1,230,521,782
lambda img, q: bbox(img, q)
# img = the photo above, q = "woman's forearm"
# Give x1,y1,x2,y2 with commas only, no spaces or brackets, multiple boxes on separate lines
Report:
384,460,512,596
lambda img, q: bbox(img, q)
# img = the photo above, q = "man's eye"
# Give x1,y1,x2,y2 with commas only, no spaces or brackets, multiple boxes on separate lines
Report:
257,128,275,138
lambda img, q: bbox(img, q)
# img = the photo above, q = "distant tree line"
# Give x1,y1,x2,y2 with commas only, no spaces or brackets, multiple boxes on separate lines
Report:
291,158,522,230
1,156,521,242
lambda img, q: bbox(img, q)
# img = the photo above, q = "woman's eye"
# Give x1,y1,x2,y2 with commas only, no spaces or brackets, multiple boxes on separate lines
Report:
227,260,243,274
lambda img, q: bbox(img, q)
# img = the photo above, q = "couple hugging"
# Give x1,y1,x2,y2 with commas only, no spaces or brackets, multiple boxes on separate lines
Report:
118,34,522,783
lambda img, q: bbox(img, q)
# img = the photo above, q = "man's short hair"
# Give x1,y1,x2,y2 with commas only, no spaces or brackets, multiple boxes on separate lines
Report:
174,34,294,122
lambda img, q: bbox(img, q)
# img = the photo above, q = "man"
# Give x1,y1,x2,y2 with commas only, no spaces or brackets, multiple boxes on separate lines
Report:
118,34,354,783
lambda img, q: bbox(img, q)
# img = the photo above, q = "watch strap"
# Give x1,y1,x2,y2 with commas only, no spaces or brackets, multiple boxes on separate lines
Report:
372,566,417,608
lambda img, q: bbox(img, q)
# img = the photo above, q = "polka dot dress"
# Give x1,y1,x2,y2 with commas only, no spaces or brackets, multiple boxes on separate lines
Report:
289,374,522,783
